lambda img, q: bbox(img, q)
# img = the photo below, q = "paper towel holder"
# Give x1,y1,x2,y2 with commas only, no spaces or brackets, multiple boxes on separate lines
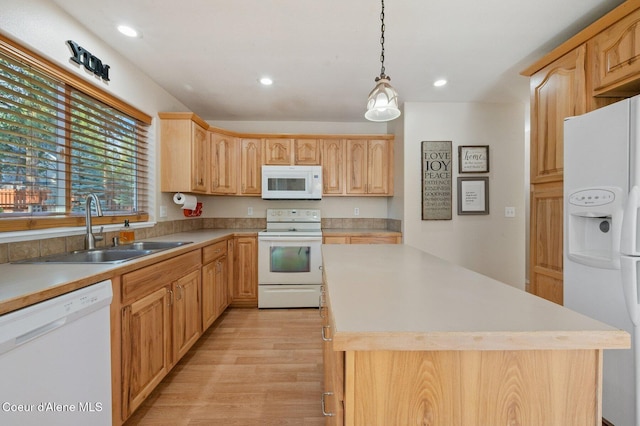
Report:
183,202,202,217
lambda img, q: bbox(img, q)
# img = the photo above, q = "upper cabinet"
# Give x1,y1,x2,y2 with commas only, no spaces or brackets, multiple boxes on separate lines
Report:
240,138,262,195
210,132,238,194
321,139,344,195
294,139,321,165
159,113,394,197
263,139,293,165
529,46,588,184
159,113,209,194
590,12,640,97
346,139,393,195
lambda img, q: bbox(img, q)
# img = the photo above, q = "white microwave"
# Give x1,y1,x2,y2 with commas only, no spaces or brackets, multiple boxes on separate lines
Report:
261,165,322,200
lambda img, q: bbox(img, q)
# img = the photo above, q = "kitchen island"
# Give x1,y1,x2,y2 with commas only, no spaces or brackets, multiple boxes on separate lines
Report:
320,244,630,425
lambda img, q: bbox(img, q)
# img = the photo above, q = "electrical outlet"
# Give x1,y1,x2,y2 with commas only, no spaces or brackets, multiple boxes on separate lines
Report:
505,207,516,218
354,207,360,216
247,207,253,216
159,205,167,218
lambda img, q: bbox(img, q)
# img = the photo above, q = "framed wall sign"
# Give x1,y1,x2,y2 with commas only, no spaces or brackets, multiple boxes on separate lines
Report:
457,177,489,215
421,141,452,220
458,145,489,173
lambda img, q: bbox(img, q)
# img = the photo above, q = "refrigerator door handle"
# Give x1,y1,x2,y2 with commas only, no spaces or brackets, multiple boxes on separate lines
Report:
622,186,640,255
621,256,640,326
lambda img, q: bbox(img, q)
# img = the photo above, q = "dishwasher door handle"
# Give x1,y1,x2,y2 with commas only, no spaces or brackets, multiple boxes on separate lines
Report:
15,317,66,346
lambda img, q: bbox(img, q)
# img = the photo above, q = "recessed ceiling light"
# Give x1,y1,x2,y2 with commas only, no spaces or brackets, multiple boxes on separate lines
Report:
433,79,447,87
259,77,273,86
117,25,140,38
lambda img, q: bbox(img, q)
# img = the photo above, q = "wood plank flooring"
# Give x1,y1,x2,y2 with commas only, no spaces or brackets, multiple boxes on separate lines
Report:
124,308,325,426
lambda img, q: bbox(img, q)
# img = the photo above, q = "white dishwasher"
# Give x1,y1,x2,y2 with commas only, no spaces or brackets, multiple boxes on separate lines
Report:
0,280,112,426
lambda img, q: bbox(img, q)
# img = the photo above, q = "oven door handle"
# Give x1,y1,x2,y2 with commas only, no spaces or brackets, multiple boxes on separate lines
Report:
259,236,322,243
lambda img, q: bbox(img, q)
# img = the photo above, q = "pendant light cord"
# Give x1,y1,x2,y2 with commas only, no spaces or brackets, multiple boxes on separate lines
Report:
379,0,387,79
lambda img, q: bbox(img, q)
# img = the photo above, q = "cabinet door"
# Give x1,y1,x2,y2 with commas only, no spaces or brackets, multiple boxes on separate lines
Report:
346,140,367,194
240,138,262,195
202,261,217,330
591,11,640,96
231,236,258,307
530,182,564,304
121,287,171,418
191,122,209,193
214,255,229,318
367,139,391,194
322,139,344,195
530,46,587,184
294,138,321,165
172,269,201,361
264,139,293,165
211,132,238,194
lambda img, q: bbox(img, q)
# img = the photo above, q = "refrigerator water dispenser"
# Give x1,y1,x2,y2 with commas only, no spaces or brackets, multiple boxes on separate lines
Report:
566,187,623,269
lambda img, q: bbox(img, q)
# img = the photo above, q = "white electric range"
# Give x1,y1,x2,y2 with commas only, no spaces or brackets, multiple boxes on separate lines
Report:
257,208,322,308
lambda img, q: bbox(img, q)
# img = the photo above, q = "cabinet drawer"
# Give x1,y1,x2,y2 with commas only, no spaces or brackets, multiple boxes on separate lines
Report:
203,240,228,264
122,250,201,304
350,235,400,244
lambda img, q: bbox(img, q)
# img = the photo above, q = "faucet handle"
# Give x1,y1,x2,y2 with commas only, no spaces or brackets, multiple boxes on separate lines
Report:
95,226,104,242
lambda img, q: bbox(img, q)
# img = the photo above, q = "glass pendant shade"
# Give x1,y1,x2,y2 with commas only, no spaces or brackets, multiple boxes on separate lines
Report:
365,77,401,122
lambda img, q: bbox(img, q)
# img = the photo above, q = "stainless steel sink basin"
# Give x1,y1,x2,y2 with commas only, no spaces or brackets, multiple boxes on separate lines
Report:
14,241,193,264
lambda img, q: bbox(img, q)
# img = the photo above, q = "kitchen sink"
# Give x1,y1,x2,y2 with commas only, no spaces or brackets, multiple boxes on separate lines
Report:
14,241,193,264
117,241,192,251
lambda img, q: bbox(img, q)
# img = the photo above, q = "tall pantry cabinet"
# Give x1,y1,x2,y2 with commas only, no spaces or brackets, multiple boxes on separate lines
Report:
522,1,640,304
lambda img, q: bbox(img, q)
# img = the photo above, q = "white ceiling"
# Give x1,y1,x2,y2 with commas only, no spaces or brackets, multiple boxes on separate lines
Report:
51,0,625,123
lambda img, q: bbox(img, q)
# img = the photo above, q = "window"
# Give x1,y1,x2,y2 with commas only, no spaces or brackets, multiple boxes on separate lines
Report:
0,37,151,231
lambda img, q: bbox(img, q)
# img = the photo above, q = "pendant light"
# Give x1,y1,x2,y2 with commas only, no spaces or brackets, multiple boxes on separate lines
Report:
365,0,401,122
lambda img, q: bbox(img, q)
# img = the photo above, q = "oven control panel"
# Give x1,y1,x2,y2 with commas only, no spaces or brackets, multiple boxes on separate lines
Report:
266,208,321,222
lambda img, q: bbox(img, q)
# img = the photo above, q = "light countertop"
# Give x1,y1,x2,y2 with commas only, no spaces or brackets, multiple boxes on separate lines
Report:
322,244,630,351
0,229,259,315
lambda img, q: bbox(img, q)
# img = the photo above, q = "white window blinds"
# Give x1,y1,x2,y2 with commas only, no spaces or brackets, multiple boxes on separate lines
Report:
0,49,149,222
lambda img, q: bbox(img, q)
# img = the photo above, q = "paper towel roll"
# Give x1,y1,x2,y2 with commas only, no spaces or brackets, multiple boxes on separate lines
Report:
173,192,198,210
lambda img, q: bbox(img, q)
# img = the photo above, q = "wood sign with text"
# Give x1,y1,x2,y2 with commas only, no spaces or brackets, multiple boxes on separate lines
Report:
421,141,452,220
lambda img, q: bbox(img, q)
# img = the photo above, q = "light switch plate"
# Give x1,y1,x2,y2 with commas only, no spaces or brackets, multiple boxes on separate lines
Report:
159,205,167,218
505,207,515,218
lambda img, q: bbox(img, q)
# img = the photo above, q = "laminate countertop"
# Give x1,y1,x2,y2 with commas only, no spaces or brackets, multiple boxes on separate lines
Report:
0,229,259,315
321,244,630,352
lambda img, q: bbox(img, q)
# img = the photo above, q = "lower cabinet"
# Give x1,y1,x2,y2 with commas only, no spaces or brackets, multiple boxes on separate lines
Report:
202,240,229,329
323,232,402,244
321,288,345,424
119,250,202,420
230,235,258,307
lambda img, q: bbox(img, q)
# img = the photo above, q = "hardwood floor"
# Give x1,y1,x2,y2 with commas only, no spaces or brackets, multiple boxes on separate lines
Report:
124,308,325,426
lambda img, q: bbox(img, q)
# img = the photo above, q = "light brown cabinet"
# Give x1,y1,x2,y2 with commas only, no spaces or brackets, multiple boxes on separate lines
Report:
323,232,401,245
590,11,640,97
322,139,345,194
294,138,321,165
211,132,238,194
346,139,392,195
171,269,201,361
263,138,293,165
159,113,209,194
240,138,262,195
119,250,201,420
230,235,258,307
202,240,229,329
321,290,344,424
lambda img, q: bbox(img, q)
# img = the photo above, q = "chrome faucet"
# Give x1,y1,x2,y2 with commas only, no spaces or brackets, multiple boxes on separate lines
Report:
85,193,104,250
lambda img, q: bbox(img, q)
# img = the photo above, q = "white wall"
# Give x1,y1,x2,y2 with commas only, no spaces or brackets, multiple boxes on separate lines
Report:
401,102,526,289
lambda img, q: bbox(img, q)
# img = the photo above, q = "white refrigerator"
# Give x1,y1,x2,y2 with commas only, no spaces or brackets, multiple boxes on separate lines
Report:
565,96,640,426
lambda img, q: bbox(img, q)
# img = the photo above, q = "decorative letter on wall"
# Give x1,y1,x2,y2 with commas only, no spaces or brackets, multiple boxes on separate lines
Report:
67,40,111,81
421,141,452,220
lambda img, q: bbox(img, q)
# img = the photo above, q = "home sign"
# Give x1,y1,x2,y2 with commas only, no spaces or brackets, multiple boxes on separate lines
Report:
67,40,110,81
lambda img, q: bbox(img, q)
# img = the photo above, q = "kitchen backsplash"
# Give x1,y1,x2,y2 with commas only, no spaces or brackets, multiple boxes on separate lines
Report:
0,217,401,264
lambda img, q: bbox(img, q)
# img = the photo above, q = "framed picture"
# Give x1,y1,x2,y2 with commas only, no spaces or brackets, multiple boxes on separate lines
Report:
457,177,489,215
458,145,489,173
